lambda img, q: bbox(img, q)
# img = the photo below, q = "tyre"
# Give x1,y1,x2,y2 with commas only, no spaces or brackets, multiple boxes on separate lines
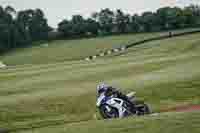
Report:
122,100,136,116
135,102,151,115
99,104,119,119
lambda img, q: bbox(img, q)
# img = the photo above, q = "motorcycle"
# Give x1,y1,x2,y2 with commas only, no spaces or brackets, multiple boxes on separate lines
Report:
96,91,150,119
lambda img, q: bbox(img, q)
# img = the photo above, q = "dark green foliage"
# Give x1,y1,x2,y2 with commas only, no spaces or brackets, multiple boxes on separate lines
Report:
58,5,200,39
0,6,52,53
115,9,130,33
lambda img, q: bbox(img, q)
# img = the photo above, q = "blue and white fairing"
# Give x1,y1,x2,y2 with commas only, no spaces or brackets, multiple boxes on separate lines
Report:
96,92,127,118
96,92,111,107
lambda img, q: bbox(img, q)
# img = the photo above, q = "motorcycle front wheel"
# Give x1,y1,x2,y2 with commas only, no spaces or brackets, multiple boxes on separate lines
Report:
99,104,119,119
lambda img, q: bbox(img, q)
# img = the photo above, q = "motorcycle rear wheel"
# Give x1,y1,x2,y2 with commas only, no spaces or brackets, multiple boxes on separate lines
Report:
135,102,151,115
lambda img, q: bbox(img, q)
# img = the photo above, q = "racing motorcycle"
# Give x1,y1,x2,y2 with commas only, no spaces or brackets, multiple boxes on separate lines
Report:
96,92,150,119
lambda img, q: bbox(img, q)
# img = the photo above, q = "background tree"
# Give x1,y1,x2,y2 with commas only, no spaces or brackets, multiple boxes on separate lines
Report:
85,18,99,36
29,9,51,41
0,6,51,53
17,9,51,42
0,5,16,51
183,5,200,27
70,15,87,36
115,9,130,33
58,19,72,37
141,11,157,32
129,14,141,33
95,8,115,35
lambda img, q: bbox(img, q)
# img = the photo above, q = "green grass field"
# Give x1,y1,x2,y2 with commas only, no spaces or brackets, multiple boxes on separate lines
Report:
0,32,159,66
19,112,200,133
0,31,200,133
1,28,199,66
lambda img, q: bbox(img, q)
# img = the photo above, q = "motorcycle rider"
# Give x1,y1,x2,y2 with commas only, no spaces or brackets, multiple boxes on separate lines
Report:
97,83,135,118
97,83,131,101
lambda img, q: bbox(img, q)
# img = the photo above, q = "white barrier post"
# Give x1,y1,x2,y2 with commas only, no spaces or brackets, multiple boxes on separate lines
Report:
0,61,6,69
85,57,90,61
43,43,49,47
107,50,112,55
121,47,126,51
114,49,119,52
100,53,105,57
92,55,97,59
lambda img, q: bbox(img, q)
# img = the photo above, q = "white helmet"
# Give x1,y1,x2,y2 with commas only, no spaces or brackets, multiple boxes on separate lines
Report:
97,83,108,94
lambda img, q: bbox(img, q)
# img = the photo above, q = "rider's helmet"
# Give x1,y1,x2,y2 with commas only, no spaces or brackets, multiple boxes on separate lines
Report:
97,83,108,95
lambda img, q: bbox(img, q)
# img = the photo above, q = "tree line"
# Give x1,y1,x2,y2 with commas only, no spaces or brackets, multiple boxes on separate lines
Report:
1,5,200,53
58,5,200,37
0,6,52,53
